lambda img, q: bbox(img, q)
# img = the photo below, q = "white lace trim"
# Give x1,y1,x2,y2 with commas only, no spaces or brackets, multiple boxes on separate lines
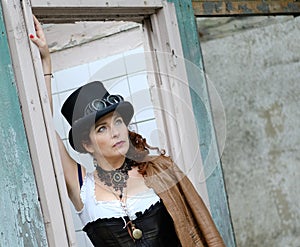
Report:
76,172,160,226
79,173,88,205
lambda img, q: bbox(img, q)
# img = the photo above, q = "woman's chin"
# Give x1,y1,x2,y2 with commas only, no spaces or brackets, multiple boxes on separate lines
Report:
114,145,129,157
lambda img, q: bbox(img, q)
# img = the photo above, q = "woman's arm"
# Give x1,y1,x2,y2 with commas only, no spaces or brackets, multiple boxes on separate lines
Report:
30,16,84,210
30,15,53,112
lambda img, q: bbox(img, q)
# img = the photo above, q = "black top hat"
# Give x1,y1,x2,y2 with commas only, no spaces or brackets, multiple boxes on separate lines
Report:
61,81,134,153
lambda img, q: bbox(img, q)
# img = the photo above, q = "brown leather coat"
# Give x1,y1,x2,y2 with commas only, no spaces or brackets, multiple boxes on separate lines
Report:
141,155,225,247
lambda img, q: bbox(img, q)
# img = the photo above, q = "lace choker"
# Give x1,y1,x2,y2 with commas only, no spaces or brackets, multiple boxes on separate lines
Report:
95,158,132,197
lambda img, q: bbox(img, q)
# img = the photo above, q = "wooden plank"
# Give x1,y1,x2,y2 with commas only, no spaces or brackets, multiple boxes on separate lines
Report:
192,0,300,16
31,0,300,22
2,1,76,246
143,2,210,206
31,0,163,23
48,23,143,72
23,1,78,245
32,7,158,23
31,0,163,7
0,3,48,246
167,0,236,246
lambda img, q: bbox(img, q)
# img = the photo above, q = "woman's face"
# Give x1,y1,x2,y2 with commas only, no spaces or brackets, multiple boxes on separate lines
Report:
84,111,130,165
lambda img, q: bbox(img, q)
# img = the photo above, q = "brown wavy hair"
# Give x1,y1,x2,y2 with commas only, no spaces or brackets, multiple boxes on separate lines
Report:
126,130,165,163
78,126,165,168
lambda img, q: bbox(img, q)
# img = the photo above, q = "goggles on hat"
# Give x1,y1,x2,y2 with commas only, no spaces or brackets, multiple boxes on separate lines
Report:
84,94,124,116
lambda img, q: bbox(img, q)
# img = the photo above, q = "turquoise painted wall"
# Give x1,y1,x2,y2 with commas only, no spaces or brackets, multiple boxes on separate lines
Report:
167,0,236,246
0,3,48,246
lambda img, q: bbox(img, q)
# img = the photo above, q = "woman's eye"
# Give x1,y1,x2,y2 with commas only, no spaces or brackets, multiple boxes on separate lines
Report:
97,126,106,133
115,118,123,125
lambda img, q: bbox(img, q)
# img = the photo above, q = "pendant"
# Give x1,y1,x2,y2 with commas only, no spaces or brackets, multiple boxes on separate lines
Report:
132,227,143,240
112,171,123,183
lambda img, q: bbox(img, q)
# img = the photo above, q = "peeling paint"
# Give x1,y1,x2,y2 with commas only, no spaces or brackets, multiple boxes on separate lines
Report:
257,2,270,13
168,1,236,246
286,2,300,11
0,6,48,246
225,2,234,12
203,2,215,14
47,22,140,53
213,1,223,13
238,4,253,14
192,1,300,16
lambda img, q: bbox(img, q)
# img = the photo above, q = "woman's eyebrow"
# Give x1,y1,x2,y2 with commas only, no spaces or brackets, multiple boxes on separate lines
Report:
94,113,121,129
94,121,107,129
112,114,121,120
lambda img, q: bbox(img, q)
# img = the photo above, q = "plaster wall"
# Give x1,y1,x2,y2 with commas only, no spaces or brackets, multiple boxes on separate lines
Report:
198,16,300,247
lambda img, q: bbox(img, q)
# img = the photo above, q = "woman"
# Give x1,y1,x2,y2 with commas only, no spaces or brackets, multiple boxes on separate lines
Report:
30,16,225,247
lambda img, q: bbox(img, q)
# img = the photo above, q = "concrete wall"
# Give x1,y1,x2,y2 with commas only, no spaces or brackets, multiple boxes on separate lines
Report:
197,16,300,247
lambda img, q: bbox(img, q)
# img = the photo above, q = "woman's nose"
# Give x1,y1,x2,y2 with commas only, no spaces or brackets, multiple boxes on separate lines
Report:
111,126,120,138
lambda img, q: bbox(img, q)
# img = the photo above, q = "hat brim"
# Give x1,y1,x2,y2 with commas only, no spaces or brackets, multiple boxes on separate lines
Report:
68,101,134,152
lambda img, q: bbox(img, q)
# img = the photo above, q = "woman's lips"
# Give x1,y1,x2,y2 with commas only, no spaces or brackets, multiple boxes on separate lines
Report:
113,141,125,148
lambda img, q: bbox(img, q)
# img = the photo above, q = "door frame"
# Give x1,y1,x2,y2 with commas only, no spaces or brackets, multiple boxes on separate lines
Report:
2,0,234,245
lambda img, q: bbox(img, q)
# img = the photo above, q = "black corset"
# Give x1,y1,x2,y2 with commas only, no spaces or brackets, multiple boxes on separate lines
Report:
82,201,181,247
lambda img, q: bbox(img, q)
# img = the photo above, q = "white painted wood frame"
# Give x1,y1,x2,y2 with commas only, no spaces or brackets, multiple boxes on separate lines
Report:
143,2,209,204
3,0,209,245
31,0,164,23
1,1,76,246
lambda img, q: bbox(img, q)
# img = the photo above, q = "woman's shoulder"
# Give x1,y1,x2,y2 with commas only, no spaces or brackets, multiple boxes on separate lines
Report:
139,155,176,173
142,154,172,164
140,155,186,192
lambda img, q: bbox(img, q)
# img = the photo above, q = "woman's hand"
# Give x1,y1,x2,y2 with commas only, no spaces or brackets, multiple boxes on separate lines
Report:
29,15,52,75
29,15,53,112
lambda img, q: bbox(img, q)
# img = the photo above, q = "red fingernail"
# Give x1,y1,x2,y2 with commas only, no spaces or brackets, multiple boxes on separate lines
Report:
29,34,34,39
